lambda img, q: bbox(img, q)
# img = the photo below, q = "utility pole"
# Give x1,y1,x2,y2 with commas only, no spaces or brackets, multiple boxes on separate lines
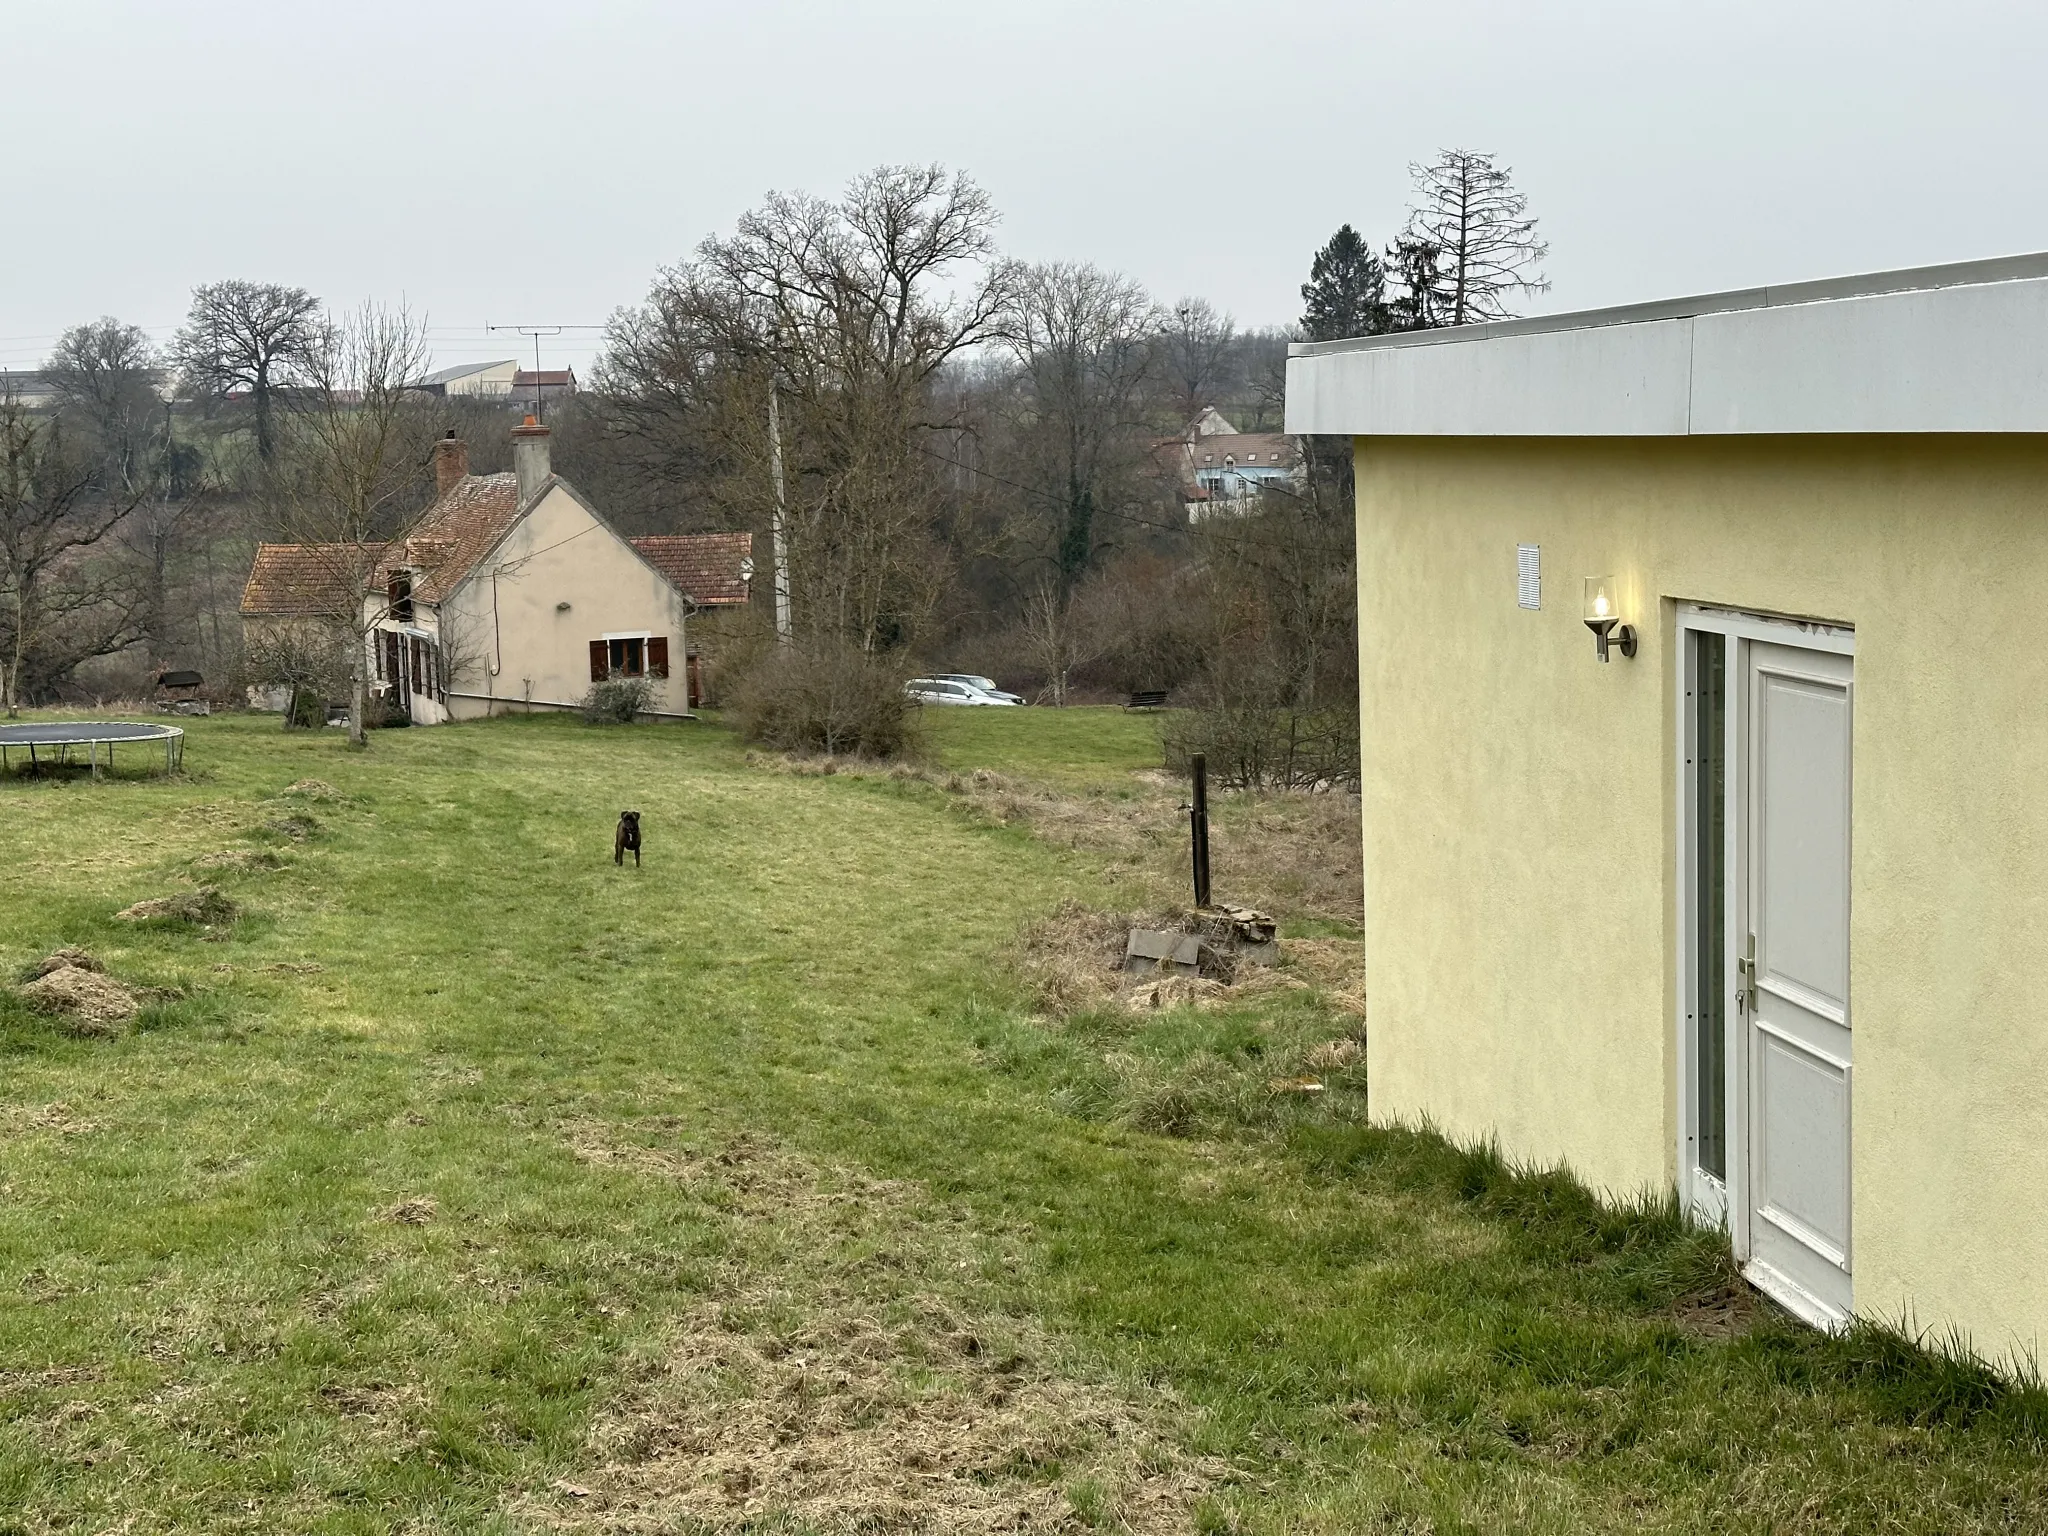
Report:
766,369,792,644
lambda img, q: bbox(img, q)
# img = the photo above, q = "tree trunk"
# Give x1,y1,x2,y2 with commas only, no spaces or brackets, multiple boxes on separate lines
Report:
5,595,20,717
349,645,368,748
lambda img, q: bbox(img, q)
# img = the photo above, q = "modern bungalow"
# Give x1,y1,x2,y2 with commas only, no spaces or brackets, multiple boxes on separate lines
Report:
1286,251,2048,1365
240,419,754,721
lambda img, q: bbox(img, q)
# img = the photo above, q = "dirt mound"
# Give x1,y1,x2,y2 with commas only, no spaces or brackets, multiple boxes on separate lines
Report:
115,886,238,925
32,947,102,978
529,1127,1219,1533
281,778,340,800
262,814,319,841
380,1196,438,1225
19,959,141,1036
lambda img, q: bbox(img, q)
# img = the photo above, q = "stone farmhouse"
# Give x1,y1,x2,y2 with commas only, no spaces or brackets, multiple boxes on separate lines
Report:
239,419,753,722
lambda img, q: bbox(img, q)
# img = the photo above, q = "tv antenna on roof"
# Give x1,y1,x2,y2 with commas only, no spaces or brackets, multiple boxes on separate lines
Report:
485,322,603,423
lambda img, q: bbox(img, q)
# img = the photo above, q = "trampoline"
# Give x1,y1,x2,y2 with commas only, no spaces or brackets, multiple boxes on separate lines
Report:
0,721,185,778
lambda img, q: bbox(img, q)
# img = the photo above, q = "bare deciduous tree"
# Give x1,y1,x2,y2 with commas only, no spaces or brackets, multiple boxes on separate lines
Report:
45,318,164,492
172,280,322,463
1004,262,1160,601
610,164,1014,653
1160,297,1237,427
1399,150,1549,326
0,396,148,714
261,304,434,745
240,616,348,730
1017,574,1103,707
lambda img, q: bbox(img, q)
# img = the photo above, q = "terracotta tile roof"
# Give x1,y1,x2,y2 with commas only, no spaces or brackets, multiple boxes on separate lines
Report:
631,532,755,606
239,542,389,617
383,472,523,602
242,472,523,616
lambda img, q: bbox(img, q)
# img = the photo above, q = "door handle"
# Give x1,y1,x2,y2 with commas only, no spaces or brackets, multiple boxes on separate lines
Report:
1738,934,1759,1013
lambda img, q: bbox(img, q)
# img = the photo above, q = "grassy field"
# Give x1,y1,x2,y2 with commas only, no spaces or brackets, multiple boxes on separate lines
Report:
2,711,2044,1533
920,705,1166,788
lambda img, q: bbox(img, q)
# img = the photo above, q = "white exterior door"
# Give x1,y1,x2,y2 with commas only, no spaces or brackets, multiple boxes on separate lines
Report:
1738,640,1854,1325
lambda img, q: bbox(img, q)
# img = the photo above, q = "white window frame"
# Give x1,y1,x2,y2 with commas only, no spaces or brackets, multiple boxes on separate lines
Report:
1672,602,1855,1229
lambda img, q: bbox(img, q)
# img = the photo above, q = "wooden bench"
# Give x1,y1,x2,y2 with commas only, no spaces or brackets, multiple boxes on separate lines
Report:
1126,689,1169,710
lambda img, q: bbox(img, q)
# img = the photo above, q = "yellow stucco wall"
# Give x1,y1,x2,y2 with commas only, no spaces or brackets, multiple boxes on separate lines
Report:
438,484,691,720
1357,433,2048,1365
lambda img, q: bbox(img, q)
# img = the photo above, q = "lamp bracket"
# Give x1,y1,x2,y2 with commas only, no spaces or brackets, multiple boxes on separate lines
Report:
1585,618,1638,662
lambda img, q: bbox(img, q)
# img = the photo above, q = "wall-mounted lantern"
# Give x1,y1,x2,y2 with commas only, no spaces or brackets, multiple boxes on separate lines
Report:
1583,575,1637,662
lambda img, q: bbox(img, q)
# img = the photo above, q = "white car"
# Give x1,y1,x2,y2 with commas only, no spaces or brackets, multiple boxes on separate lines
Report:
932,673,1027,705
905,677,1018,706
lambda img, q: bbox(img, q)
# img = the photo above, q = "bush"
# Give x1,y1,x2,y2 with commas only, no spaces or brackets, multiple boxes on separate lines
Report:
732,640,920,759
581,673,655,725
285,686,327,729
1163,698,1359,791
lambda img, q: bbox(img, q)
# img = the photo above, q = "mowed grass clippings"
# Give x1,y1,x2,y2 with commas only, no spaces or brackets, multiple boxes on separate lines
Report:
0,709,2038,1533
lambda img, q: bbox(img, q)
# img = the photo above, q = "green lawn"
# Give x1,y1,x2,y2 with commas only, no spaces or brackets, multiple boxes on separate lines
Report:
1,713,2043,1533
921,703,1167,787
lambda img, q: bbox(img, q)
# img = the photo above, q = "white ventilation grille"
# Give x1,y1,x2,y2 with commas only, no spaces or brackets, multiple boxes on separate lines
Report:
1517,544,1541,609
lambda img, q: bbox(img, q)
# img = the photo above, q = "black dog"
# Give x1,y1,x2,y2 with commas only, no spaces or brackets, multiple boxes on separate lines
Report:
614,810,642,867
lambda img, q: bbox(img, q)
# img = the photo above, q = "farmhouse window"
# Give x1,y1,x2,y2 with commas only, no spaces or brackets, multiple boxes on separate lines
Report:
388,575,414,623
608,637,646,677
381,631,400,685
589,636,670,681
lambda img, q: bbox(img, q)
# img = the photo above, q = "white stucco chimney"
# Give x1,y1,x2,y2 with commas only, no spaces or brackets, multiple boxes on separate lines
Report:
511,415,552,507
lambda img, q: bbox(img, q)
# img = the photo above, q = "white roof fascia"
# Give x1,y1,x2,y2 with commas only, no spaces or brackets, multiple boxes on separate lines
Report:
1285,252,2048,437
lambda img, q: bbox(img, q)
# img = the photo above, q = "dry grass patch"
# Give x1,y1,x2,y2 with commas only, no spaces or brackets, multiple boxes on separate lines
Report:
1016,899,1364,1024
750,752,1363,925
528,1126,1221,1533
192,847,286,873
1,1102,101,1138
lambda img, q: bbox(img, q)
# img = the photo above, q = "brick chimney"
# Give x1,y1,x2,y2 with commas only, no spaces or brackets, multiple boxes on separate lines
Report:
432,430,469,500
511,415,552,507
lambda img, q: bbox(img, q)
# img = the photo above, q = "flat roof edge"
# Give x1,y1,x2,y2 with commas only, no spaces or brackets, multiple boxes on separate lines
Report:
1288,250,2048,358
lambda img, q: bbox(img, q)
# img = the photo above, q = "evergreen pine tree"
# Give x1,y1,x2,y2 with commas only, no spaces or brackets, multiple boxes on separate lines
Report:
1299,225,1390,342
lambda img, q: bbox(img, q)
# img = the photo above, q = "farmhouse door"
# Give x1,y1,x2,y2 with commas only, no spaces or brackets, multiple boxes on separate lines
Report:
1739,640,1854,1326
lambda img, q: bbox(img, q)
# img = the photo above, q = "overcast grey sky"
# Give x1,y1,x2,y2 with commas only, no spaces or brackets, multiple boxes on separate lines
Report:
7,0,2046,379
